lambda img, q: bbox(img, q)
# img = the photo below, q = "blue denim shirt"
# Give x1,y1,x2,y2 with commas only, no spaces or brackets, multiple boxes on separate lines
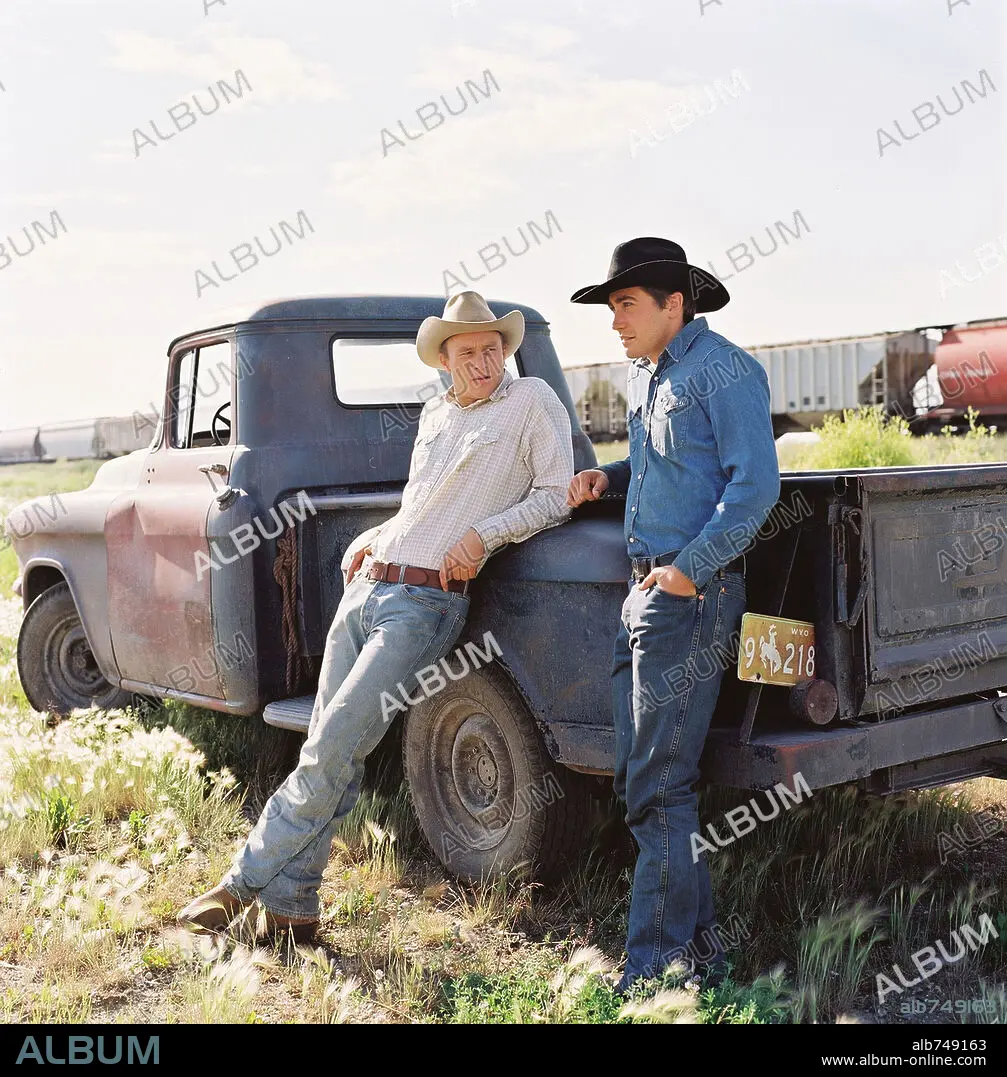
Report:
599,316,780,589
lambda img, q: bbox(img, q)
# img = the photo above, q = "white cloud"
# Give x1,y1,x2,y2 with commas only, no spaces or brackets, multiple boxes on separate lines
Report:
0,188,137,208
502,22,580,54
326,44,728,211
104,30,346,105
567,0,648,27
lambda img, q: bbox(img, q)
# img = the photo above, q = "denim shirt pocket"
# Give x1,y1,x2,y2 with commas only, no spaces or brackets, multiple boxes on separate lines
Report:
627,403,644,442
649,387,693,461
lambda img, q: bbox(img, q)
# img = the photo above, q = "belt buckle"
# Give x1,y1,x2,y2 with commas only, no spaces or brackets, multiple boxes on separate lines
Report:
397,564,407,584
631,557,651,583
719,553,745,577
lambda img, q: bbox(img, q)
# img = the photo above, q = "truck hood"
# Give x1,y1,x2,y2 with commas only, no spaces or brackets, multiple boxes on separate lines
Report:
90,446,152,488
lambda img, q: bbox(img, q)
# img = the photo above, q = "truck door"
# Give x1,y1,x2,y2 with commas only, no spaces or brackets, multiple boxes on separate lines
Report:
105,337,240,699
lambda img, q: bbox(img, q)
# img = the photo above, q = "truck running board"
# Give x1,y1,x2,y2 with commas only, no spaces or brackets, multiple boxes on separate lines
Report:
263,696,314,734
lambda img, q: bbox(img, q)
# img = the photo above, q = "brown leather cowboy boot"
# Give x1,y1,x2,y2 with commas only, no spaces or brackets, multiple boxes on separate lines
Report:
254,906,320,943
177,883,250,932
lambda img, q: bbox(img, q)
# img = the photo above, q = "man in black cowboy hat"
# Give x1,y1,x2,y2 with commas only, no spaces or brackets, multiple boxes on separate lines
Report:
567,237,780,993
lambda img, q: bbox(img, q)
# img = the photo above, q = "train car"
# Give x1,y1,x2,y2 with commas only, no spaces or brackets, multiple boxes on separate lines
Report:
914,318,1007,431
93,414,161,457
37,421,103,461
562,362,629,441
0,427,43,466
1,414,159,466
747,330,938,437
563,330,938,440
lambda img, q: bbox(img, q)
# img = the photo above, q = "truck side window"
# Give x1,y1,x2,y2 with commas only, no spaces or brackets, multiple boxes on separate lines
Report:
170,351,196,448
332,337,519,406
170,342,233,449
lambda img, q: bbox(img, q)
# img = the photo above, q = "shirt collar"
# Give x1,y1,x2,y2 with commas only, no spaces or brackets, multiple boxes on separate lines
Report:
444,367,514,409
633,316,709,370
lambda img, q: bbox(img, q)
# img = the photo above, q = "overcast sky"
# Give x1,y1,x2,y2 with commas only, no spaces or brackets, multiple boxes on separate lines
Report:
0,0,1004,429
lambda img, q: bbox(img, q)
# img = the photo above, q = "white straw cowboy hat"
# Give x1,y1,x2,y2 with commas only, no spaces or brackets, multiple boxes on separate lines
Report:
416,291,525,368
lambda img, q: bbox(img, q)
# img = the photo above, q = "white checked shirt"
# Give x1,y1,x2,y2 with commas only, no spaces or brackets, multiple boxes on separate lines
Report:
341,369,573,580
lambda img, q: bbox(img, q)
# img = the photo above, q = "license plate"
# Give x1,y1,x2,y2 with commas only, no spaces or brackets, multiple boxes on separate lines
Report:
737,613,816,686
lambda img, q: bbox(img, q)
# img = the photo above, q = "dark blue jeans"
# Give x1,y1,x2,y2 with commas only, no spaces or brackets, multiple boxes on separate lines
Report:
611,570,747,988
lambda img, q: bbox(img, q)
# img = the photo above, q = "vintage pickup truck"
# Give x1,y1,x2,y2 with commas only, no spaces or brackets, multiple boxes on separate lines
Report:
6,296,1007,879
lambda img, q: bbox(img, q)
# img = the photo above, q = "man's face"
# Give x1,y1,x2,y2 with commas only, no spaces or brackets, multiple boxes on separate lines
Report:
608,286,683,361
440,330,506,402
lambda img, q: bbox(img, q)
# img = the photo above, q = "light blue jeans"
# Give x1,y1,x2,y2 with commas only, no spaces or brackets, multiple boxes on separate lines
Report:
222,572,470,919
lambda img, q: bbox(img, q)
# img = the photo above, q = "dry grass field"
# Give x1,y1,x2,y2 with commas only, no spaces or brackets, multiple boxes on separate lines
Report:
1,413,1005,1024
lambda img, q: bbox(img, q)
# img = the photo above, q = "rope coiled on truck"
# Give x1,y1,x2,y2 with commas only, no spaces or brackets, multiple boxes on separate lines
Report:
273,526,313,695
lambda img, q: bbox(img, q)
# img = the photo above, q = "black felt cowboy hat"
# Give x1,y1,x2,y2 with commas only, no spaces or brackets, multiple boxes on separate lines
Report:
570,236,730,312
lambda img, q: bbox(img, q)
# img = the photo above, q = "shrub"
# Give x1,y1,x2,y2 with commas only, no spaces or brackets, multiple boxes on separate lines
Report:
786,406,915,470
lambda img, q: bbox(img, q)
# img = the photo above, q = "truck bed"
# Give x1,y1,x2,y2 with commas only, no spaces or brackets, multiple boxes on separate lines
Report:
705,463,1007,791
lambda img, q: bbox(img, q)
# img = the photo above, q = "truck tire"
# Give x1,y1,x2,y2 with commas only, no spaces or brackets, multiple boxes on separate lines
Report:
402,660,588,882
16,582,133,716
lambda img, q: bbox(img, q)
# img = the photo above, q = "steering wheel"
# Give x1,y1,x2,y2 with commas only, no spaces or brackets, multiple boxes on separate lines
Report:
211,401,232,446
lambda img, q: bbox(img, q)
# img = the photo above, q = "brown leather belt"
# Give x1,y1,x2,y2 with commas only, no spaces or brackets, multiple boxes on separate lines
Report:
365,559,470,595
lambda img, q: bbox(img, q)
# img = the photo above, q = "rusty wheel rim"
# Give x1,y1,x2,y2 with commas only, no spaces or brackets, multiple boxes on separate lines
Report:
45,616,106,703
428,698,516,853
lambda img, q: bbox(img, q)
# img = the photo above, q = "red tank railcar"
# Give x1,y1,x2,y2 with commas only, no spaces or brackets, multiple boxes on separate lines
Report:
929,322,1007,425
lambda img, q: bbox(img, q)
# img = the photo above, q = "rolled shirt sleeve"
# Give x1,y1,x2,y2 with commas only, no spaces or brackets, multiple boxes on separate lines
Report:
672,355,781,590
598,456,631,495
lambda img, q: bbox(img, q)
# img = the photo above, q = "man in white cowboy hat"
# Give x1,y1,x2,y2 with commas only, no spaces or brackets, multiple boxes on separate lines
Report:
567,237,780,994
178,290,574,938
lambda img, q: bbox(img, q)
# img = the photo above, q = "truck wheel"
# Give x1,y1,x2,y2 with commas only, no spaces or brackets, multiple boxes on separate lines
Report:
16,582,133,716
403,660,587,882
